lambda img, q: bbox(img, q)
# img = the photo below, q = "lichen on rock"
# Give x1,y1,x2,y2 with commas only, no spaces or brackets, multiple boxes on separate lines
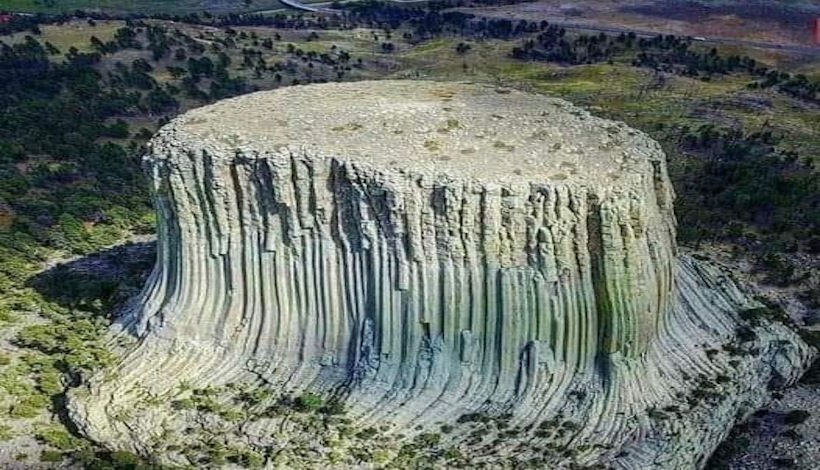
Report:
68,81,814,468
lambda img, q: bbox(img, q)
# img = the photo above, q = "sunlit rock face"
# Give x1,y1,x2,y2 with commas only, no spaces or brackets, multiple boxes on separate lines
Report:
70,81,813,468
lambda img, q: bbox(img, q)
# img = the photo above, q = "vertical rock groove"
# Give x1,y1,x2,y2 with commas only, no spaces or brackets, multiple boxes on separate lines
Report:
70,81,814,467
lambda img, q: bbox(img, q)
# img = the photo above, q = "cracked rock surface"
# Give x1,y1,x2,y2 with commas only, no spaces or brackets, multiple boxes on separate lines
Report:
68,81,815,468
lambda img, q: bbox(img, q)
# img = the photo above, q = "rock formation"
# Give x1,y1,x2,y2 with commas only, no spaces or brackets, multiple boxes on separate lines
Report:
69,81,814,468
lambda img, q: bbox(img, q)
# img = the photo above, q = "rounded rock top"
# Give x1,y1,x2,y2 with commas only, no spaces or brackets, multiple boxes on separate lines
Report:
154,80,662,185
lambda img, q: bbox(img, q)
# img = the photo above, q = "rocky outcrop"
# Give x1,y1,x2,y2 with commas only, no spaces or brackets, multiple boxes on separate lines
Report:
69,81,814,468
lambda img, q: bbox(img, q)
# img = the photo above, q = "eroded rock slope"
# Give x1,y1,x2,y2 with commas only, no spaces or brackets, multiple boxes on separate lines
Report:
69,81,814,468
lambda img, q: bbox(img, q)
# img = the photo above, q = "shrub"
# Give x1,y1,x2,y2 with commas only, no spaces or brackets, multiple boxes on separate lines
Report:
0,424,13,441
783,410,810,426
10,394,50,418
416,432,441,447
294,392,323,412
320,399,346,416
237,450,264,468
171,398,194,410
800,359,820,385
456,412,491,424
109,450,143,465
356,427,378,440
34,424,82,450
773,457,795,468
40,450,63,462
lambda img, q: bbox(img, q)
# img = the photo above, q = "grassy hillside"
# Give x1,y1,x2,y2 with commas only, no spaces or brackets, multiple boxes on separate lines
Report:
1,0,286,14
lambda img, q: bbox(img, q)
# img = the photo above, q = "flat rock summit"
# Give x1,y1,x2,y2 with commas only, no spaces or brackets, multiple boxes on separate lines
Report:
69,80,813,468
167,80,649,184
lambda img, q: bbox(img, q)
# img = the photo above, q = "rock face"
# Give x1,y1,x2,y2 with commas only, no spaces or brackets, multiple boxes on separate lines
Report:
70,81,814,467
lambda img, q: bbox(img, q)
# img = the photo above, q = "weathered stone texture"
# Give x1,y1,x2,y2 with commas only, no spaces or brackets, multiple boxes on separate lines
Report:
69,81,814,468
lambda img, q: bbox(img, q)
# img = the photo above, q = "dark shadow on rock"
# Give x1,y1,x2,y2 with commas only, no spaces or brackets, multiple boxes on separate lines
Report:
27,240,157,320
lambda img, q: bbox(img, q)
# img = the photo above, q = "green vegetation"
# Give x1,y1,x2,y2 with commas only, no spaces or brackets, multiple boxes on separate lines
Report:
35,424,84,450
0,12,383,464
293,392,324,412
506,30,820,250
0,424,13,441
0,2,817,467
39,449,64,462
1,0,287,15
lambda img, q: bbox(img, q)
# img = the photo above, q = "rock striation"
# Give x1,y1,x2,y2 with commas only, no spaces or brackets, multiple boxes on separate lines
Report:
69,81,814,468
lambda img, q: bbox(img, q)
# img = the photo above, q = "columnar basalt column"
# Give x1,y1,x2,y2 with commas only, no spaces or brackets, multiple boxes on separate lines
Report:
69,81,813,468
